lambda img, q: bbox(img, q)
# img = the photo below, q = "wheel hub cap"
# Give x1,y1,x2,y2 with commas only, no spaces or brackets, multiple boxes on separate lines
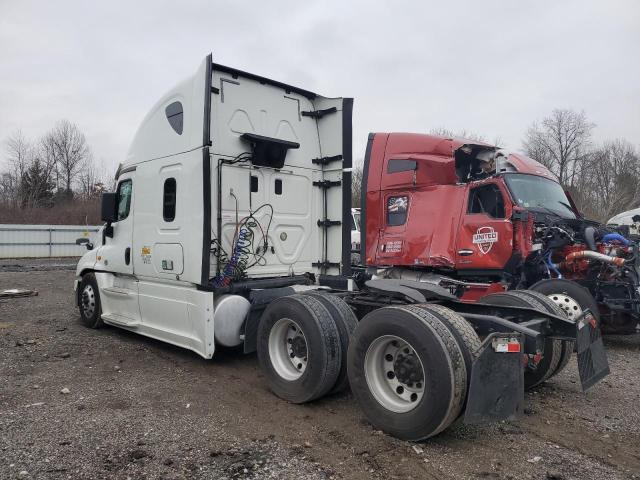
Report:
393,352,424,385
547,293,582,320
364,335,426,413
290,336,307,358
268,318,308,381
81,285,96,318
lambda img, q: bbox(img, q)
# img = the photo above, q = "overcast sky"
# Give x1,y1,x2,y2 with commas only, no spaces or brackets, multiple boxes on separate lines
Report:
1,0,639,173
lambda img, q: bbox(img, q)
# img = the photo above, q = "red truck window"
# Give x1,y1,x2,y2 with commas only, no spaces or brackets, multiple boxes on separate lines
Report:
387,196,408,226
468,185,505,219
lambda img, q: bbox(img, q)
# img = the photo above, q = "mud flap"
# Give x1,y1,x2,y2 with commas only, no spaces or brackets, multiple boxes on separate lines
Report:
576,311,610,391
464,333,524,424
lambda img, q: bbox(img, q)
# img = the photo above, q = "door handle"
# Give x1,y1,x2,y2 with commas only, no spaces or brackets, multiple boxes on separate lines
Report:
125,247,131,265
458,249,474,256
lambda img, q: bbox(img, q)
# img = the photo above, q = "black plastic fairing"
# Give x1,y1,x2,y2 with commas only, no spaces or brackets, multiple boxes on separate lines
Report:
360,133,375,265
341,98,354,277
200,54,213,287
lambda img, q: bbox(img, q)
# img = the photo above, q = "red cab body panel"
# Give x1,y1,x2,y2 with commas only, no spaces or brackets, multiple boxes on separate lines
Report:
363,133,549,272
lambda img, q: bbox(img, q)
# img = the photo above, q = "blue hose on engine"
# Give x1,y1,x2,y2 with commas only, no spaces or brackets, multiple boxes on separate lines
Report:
546,252,563,279
602,233,631,246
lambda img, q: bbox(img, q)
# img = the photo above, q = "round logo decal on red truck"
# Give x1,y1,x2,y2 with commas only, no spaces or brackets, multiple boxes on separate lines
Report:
472,226,499,254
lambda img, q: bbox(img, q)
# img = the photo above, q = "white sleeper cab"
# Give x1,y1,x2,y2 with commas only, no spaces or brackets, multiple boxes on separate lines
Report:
75,54,352,360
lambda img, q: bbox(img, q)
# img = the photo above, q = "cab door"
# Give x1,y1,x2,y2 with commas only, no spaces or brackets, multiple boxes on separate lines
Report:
100,174,135,274
455,182,513,270
95,172,141,325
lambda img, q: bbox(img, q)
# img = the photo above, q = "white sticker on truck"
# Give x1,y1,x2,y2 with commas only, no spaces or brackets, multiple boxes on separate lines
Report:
472,226,498,254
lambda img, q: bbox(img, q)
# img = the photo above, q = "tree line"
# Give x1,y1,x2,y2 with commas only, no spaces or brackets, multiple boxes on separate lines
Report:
522,109,640,223
2,111,638,225
0,120,108,224
352,109,640,224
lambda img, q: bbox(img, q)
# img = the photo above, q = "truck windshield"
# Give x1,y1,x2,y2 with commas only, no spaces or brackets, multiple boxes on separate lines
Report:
504,174,576,219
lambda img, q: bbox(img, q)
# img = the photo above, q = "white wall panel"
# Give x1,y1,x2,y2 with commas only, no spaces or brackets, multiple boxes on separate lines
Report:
0,224,101,258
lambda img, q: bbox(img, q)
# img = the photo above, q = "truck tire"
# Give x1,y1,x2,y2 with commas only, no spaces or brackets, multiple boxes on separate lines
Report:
347,305,467,440
478,291,562,390
302,291,358,394
529,278,600,325
412,304,480,411
514,290,574,378
257,294,341,404
78,273,104,329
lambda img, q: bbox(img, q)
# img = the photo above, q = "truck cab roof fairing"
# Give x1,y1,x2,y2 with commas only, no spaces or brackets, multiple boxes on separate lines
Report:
124,55,323,169
125,57,210,167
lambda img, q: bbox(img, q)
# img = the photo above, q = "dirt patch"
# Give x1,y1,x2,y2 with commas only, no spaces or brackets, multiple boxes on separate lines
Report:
0,257,78,273
1,269,639,479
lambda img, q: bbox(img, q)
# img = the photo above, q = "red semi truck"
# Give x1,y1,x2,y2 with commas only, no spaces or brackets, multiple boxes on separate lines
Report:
358,132,640,334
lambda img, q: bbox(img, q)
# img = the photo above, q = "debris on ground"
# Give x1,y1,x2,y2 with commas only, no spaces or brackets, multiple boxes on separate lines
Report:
0,288,38,299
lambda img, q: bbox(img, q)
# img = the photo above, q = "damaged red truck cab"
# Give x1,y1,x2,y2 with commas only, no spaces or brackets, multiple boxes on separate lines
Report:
362,132,558,297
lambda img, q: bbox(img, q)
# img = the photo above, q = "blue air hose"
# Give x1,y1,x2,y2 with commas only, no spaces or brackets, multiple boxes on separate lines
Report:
546,252,563,279
602,233,631,246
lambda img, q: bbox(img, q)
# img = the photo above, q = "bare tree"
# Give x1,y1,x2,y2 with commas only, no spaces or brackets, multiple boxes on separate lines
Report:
0,122,103,223
523,109,595,187
78,154,110,199
576,140,640,222
4,130,33,206
351,162,364,208
0,172,19,204
43,120,91,196
429,127,504,148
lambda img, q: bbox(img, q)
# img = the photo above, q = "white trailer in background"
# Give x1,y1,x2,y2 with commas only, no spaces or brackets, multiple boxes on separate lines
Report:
608,207,640,236
74,54,608,441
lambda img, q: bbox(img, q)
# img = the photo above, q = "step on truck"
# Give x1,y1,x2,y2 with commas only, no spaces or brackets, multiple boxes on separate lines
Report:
74,54,609,441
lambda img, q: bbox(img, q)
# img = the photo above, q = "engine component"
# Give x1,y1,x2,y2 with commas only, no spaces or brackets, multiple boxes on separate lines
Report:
584,226,597,251
602,232,631,246
562,250,625,267
213,294,251,347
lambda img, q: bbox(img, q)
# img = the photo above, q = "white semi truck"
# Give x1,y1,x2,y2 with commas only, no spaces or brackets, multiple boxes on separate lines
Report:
74,54,608,440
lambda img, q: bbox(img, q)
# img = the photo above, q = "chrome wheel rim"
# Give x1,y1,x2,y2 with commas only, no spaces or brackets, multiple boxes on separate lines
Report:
364,335,425,413
81,284,96,318
547,293,582,320
268,318,308,381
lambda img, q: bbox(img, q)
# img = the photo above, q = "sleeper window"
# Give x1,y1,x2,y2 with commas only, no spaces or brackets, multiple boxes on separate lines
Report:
163,178,177,222
251,175,259,193
275,178,282,195
116,180,132,221
387,196,409,226
468,184,505,218
165,102,183,135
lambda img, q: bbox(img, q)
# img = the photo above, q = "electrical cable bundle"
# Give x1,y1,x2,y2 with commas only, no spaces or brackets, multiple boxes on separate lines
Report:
211,151,276,288
211,203,274,288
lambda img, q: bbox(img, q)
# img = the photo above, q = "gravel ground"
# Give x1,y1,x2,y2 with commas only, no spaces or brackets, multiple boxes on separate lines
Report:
1,259,640,479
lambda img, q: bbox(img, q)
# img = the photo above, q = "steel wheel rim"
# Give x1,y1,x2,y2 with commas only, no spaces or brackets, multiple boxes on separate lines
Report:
547,293,582,320
268,318,308,381
81,284,96,318
364,335,425,413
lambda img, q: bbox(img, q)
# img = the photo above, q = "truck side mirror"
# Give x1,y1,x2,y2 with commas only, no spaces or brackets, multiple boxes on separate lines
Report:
101,192,117,223
76,237,94,250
